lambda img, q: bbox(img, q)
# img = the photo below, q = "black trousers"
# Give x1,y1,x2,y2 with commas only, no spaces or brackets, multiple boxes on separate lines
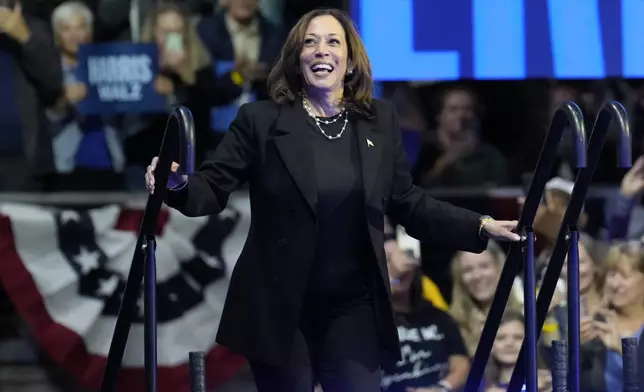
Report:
249,294,382,392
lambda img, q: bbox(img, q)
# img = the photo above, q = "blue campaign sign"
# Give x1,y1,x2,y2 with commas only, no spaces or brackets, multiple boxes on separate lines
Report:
76,43,166,115
352,0,644,80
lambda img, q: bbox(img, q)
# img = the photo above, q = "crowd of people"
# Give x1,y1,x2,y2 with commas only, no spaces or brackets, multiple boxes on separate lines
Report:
1,1,644,392
3,0,644,193
383,160,644,391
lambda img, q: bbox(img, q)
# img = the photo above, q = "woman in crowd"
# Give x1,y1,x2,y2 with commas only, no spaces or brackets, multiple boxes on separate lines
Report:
598,242,644,391
448,241,523,356
484,310,552,392
381,225,470,392
125,2,243,173
606,155,644,241
540,233,607,392
48,1,125,190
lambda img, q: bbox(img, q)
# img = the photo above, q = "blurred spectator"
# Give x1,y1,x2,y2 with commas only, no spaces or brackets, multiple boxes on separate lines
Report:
540,233,608,392
484,310,552,392
46,1,125,191
448,241,523,356
524,177,588,286
384,218,448,310
599,242,644,392
0,1,62,191
606,156,644,241
123,3,243,174
197,0,282,134
219,0,285,25
513,83,582,184
95,0,211,42
387,83,428,168
412,86,509,188
382,230,469,392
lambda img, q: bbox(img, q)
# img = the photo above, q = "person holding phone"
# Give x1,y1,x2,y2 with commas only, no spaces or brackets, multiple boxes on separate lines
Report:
597,242,644,392
124,3,243,171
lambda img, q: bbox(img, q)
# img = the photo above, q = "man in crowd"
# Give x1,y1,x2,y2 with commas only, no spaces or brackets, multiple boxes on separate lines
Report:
0,1,62,191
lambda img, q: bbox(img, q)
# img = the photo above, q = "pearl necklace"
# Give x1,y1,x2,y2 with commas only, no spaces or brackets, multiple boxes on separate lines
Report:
302,98,349,140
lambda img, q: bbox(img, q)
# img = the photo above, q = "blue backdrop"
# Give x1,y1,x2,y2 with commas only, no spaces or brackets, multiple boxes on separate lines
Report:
352,0,643,80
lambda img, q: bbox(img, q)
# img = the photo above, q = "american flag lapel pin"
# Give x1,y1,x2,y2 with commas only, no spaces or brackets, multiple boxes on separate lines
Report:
366,138,374,147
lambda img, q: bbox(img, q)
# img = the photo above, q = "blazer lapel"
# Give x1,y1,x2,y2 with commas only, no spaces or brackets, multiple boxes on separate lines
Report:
355,116,383,207
274,104,318,213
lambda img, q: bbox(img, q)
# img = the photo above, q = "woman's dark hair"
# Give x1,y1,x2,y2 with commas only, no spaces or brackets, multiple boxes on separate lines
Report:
266,8,374,118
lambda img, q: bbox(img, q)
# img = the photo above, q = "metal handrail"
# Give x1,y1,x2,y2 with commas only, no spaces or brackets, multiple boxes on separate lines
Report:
464,101,588,391
504,101,631,392
99,106,195,392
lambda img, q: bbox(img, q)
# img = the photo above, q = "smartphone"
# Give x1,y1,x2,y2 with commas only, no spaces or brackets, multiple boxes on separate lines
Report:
164,32,184,53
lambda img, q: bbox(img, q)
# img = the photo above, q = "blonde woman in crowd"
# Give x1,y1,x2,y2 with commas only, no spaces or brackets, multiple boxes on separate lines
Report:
449,241,522,356
484,310,551,392
598,242,644,392
539,233,607,392
125,2,243,172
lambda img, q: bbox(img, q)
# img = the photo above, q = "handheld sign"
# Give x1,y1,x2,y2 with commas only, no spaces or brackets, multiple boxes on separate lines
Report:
76,43,166,115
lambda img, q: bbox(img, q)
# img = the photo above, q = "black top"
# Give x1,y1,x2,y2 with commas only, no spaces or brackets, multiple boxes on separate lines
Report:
381,304,468,392
164,100,487,367
303,111,373,308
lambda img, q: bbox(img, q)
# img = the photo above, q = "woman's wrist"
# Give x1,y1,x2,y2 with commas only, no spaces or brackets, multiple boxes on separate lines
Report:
478,215,493,239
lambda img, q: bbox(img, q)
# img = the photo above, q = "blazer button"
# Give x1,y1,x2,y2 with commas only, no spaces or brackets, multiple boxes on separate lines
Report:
277,238,287,247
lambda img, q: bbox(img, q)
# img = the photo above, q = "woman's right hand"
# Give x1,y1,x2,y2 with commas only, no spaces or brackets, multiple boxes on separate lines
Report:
145,156,188,194
154,76,174,96
579,316,597,344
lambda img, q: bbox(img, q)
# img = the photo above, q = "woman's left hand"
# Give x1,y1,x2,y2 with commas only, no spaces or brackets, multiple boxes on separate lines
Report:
154,76,174,96
594,309,622,353
481,219,521,242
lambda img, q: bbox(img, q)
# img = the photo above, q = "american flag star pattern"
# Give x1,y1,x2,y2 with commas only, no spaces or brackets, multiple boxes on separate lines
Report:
0,194,251,391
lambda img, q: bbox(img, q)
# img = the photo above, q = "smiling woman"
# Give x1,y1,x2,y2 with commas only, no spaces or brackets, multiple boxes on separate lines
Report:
266,8,373,118
144,7,521,392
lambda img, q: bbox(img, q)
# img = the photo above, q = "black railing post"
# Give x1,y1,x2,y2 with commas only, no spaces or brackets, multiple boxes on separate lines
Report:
551,340,567,392
99,106,195,392
623,337,639,392
567,227,581,392
144,236,157,392
189,351,206,392
522,227,538,392
464,101,587,391
505,101,631,392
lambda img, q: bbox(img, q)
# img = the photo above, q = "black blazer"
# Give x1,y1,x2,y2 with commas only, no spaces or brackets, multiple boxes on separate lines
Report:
165,99,488,366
